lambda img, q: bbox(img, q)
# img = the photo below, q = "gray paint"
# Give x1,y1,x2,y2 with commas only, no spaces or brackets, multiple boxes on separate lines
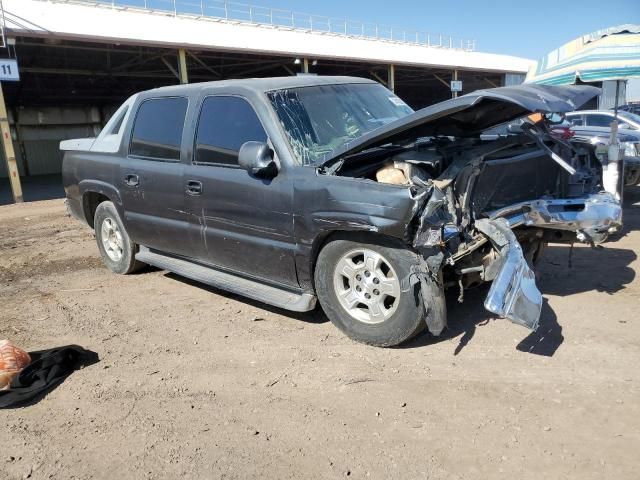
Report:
62,77,621,335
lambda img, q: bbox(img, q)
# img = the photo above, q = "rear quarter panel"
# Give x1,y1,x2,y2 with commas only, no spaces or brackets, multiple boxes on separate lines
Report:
62,150,122,226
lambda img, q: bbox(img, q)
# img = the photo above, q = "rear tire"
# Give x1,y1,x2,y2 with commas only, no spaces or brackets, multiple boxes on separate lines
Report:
314,233,445,347
94,201,144,274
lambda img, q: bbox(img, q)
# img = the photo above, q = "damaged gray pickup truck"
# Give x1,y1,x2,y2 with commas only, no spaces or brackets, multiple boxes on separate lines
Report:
61,76,623,346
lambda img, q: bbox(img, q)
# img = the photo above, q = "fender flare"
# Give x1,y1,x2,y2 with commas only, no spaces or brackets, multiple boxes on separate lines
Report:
78,180,124,226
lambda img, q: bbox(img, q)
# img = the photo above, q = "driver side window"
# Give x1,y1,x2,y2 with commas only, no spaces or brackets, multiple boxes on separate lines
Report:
194,96,268,166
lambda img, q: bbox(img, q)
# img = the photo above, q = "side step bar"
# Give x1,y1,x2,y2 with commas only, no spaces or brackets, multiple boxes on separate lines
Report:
136,247,317,313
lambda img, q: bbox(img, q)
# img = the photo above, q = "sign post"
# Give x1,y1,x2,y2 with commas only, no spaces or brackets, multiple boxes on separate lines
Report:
450,81,463,95
451,69,461,99
451,83,463,100
0,57,21,203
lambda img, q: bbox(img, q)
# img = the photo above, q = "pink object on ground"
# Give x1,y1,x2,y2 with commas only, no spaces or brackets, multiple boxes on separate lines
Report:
0,340,31,390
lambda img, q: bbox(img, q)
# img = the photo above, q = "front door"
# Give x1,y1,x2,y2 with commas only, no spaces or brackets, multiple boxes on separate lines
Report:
183,95,298,288
119,96,192,257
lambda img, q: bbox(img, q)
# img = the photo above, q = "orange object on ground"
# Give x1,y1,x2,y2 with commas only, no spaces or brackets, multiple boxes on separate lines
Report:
0,340,31,390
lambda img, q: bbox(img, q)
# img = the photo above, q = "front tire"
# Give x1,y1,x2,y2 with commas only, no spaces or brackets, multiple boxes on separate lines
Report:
315,234,445,347
94,201,143,274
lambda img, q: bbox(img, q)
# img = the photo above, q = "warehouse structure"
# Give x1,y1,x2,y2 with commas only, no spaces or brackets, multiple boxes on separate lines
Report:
0,0,532,201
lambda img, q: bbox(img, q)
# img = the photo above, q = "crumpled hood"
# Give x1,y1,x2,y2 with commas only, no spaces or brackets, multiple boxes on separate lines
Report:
324,84,600,165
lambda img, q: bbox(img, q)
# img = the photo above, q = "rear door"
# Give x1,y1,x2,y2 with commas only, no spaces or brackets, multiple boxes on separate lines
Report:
183,95,298,288
119,96,193,256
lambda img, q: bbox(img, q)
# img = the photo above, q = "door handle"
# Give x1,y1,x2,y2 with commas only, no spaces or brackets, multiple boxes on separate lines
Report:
124,174,139,187
186,180,202,196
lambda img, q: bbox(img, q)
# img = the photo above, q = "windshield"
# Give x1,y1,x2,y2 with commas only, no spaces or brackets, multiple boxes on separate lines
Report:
267,83,414,165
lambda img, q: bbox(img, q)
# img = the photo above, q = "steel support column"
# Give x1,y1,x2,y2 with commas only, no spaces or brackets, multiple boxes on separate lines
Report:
388,64,395,92
0,82,22,203
178,48,189,84
302,58,309,74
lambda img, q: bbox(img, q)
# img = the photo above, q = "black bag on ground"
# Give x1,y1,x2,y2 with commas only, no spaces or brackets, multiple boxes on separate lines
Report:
0,345,99,408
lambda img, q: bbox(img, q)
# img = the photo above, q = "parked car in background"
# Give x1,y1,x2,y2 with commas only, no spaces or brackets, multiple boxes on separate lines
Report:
619,103,640,116
61,78,622,347
484,117,640,187
565,109,640,130
557,125,640,186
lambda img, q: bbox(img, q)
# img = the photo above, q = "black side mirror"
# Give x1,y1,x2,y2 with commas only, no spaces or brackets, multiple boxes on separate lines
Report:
238,141,278,179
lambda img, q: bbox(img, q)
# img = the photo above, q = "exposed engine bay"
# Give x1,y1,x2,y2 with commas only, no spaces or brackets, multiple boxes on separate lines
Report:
321,113,622,333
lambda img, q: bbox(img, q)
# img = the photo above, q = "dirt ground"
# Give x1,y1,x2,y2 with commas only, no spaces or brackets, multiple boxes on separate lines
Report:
1,188,639,480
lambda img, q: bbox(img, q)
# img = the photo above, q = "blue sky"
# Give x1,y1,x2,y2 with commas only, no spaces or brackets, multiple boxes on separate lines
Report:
255,0,639,59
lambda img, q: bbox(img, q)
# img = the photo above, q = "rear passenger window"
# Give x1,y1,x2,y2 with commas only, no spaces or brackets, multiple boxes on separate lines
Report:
130,97,188,161
568,116,583,126
195,96,268,166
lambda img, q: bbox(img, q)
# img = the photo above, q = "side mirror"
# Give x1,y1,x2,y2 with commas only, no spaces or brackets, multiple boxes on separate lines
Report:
238,141,278,179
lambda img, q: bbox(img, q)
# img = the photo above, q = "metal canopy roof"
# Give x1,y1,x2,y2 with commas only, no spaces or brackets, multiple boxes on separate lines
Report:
2,0,532,74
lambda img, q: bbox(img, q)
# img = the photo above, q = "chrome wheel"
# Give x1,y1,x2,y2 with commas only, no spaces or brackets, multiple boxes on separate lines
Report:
333,248,401,324
101,217,124,262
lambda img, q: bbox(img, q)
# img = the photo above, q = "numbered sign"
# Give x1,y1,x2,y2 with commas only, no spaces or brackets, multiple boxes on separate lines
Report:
0,59,20,81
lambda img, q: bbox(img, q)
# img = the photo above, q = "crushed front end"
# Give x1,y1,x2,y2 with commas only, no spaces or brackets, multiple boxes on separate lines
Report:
321,84,622,335
407,119,622,333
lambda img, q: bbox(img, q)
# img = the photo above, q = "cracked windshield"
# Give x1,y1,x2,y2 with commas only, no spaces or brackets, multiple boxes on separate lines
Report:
268,83,414,165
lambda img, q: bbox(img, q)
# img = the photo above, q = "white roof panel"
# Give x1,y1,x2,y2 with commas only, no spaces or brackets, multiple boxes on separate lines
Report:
4,0,533,74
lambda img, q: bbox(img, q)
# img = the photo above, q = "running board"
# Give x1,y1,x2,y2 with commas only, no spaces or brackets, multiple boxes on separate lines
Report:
136,248,317,312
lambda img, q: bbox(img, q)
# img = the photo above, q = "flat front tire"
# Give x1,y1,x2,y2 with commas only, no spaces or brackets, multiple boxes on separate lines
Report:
315,234,445,347
94,201,143,274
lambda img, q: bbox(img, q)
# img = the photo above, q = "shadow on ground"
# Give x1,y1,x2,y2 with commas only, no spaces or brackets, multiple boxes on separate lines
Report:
138,184,640,356
163,271,329,325
516,302,563,356
537,244,636,296
398,288,565,357
161,237,635,356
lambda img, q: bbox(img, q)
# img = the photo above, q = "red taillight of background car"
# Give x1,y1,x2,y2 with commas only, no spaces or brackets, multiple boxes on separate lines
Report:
550,126,575,140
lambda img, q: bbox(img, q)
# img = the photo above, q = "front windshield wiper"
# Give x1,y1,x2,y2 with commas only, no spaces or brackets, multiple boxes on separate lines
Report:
320,158,345,175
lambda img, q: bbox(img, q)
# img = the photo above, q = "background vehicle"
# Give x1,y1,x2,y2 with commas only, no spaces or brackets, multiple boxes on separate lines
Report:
484,117,640,187
619,103,640,116
562,126,640,186
565,109,640,130
61,78,621,347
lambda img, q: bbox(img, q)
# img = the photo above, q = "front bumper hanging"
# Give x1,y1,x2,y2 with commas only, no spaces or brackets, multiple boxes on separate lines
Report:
473,192,621,330
489,192,623,244
475,218,543,331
